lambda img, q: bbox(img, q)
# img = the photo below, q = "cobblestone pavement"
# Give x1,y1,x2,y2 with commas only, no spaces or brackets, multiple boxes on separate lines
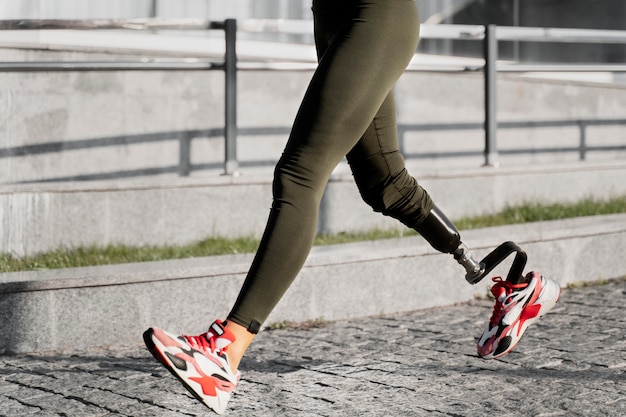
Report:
1,280,624,417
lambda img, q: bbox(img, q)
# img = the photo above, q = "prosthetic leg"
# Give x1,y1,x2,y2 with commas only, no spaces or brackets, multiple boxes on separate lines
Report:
415,205,486,284
415,205,529,285
418,206,561,360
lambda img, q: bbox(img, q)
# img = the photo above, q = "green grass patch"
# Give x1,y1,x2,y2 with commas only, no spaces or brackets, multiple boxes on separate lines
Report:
1,196,625,273
453,195,626,230
0,237,259,273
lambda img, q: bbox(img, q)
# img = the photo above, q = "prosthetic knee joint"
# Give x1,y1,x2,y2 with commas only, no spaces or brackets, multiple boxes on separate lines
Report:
416,205,485,284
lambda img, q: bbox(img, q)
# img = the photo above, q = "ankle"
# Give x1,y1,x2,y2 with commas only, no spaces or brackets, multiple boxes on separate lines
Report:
224,321,256,373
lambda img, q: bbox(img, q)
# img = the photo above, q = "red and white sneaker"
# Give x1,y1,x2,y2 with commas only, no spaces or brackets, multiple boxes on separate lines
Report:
477,272,561,359
143,320,239,414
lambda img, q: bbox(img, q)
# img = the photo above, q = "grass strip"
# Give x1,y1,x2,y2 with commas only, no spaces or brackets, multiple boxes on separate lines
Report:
2,196,625,273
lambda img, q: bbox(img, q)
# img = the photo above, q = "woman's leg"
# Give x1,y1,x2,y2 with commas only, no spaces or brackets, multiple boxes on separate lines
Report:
227,0,421,337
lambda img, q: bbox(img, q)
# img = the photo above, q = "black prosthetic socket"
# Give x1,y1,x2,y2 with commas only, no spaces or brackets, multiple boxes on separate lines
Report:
415,205,461,253
415,205,485,283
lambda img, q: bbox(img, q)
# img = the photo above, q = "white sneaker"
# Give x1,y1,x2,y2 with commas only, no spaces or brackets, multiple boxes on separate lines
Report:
477,271,561,359
143,320,240,414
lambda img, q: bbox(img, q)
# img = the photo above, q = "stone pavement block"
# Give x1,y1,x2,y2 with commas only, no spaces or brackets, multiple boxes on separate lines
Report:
0,397,42,416
2,374,107,416
1,280,624,416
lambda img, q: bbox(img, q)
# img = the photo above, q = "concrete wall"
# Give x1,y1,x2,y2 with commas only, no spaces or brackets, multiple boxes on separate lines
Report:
2,160,625,257
2,46,626,184
1,46,626,256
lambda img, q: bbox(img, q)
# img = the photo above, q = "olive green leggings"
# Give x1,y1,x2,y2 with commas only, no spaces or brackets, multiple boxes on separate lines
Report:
228,0,433,332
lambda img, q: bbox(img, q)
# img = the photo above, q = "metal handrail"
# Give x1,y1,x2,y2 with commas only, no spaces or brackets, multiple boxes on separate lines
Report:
239,19,626,44
0,61,223,71
0,18,225,31
1,18,625,174
494,25,626,43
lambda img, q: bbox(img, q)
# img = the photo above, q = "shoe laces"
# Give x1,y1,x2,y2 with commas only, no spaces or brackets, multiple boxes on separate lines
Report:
488,276,528,325
183,331,227,355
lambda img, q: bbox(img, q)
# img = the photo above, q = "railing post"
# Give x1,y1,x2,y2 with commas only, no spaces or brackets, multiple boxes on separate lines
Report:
178,131,192,176
224,18,239,175
484,24,499,167
578,120,587,160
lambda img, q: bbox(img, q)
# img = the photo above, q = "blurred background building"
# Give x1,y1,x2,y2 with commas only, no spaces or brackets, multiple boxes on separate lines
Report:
1,0,624,62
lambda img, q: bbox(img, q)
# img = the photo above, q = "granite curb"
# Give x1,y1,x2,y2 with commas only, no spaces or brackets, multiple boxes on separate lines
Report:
1,213,626,354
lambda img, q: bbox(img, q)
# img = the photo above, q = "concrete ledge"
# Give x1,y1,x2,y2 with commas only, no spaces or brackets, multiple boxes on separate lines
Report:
1,213,625,354
2,160,626,257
